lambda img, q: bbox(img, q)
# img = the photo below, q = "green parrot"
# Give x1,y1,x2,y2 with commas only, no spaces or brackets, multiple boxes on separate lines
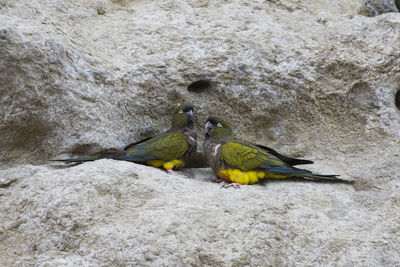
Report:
53,104,197,172
202,116,352,186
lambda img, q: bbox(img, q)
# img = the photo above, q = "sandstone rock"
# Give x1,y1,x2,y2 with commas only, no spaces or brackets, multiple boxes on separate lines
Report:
0,160,399,266
1,0,399,163
1,0,400,265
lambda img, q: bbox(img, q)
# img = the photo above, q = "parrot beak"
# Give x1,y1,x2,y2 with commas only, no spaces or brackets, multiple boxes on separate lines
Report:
186,109,193,118
205,121,213,136
186,109,194,126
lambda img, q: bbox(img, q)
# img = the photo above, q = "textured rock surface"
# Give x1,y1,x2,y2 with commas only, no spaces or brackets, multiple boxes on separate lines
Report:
1,0,400,265
1,160,399,266
1,0,400,163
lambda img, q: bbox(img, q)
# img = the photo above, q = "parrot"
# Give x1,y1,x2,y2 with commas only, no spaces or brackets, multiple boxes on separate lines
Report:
53,104,197,172
202,116,352,187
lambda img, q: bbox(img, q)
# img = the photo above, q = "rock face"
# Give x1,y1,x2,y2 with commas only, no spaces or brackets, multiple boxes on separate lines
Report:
1,160,399,266
1,0,400,163
1,0,400,265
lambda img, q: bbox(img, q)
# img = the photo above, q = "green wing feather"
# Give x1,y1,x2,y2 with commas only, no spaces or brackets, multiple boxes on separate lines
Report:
54,133,190,164
141,133,189,161
221,141,285,171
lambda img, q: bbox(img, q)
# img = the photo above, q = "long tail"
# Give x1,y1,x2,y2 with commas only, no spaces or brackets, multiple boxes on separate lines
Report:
268,166,353,183
51,153,117,163
51,156,100,163
300,173,352,183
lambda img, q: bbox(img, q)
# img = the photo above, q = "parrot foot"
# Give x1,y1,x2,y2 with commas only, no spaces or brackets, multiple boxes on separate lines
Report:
221,183,241,189
166,169,189,179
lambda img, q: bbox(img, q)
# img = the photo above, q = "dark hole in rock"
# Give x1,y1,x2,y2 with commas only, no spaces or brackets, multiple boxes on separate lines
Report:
396,0,400,11
396,90,400,111
187,80,212,92
97,7,106,15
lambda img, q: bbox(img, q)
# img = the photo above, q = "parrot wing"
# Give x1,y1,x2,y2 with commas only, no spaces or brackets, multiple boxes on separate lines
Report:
254,144,313,166
220,141,285,171
125,132,189,162
219,141,349,183
53,133,190,164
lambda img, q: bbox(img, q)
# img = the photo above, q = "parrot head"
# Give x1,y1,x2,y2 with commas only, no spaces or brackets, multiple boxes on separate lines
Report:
171,103,195,130
205,116,233,140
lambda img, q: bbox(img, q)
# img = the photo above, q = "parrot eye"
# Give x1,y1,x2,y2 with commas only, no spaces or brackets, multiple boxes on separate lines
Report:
178,109,184,114
217,123,223,127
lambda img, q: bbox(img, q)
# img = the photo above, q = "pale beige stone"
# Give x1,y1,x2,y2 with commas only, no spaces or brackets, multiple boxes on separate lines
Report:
1,0,400,265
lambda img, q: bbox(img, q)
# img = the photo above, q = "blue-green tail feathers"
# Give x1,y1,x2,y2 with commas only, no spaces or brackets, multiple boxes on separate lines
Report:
51,156,100,163
51,152,150,164
265,166,352,183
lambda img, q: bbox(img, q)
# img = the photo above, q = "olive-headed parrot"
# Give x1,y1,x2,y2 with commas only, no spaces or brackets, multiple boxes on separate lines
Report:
53,104,197,172
202,116,352,187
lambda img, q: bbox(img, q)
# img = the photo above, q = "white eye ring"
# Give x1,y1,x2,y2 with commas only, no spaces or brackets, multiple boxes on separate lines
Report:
178,109,184,114
217,123,223,127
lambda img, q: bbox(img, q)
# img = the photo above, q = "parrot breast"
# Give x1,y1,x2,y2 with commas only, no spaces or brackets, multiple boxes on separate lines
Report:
218,169,264,185
147,159,185,170
218,169,288,185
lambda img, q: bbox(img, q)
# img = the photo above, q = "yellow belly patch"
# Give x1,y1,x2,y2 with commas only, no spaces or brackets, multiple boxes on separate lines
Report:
218,169,265,185
146,159,184,170
218,169,289,185
163,160,185,171
147,160,164,168
146,159,185,170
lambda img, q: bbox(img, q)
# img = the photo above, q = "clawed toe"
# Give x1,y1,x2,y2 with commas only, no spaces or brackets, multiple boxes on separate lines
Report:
221,183,241,189
166,169,189,179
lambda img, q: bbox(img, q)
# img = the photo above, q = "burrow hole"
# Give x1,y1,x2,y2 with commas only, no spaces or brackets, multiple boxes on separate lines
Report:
396,90,400,111
187,80,212,92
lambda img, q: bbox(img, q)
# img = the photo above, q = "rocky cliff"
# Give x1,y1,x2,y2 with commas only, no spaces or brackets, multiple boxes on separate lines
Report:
1,0,400,266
